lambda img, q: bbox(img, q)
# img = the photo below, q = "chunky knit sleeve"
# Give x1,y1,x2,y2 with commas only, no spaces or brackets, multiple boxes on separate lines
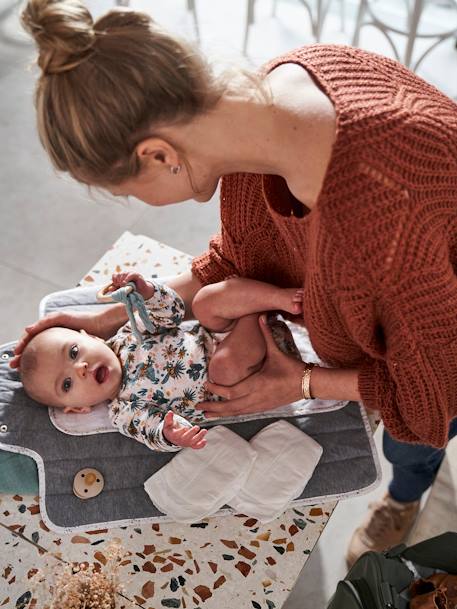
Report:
192,176,248,284
191,232,239,285
192,173,302,287
356,229,457,448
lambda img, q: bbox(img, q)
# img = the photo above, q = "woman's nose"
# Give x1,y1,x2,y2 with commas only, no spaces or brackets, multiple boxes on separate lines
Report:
75,361,88,378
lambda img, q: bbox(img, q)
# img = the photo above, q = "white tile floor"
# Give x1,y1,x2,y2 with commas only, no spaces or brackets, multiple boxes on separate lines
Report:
1,0,456,606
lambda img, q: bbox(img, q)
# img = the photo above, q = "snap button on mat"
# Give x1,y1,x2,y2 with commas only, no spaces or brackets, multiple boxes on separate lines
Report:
73,468,104,499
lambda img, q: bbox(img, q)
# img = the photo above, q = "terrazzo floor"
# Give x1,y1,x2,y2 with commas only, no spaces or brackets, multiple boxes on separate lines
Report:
1,0,456,607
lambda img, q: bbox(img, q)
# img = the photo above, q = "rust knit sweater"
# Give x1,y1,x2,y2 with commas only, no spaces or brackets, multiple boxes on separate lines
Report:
192,45,457,448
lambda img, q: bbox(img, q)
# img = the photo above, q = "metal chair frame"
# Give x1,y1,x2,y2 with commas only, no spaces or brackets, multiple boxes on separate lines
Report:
243,0,345,55
115,0,200,42
352,0,457,70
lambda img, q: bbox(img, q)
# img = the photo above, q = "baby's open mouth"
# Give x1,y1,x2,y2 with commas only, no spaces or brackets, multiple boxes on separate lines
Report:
94,365,108,384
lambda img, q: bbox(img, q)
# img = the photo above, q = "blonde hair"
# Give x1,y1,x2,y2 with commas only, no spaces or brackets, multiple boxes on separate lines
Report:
21,0,230,187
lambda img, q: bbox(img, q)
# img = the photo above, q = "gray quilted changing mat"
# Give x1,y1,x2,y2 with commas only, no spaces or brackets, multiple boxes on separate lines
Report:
0,287,381,533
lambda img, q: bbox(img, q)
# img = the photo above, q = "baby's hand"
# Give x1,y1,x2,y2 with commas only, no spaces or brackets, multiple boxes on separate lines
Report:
163,411,208,450
111,272,155,300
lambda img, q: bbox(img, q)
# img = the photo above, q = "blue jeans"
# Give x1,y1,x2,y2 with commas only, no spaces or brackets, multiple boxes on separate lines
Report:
383,417,457,503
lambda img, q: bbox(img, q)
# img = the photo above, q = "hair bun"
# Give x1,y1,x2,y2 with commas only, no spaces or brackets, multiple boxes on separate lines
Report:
21,0,95,75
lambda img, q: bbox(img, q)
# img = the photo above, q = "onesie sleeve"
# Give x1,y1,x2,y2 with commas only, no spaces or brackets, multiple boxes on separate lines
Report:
128,283,186,336
109,399,193,452
356,239,457,449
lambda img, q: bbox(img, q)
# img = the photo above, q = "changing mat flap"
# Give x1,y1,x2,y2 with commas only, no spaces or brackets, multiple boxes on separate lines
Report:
0,337,380,532
40,285,347,435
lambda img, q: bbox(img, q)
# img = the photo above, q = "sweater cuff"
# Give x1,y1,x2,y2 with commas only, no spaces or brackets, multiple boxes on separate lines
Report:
358,359,448,448
358,359,411,442
191,236,238,287
191,254,231,286
357,360,380,413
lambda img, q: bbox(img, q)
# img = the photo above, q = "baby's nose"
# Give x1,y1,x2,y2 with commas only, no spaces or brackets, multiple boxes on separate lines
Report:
76,361,88,378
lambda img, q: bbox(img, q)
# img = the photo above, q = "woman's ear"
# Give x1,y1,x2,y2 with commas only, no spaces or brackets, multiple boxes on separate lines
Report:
136,137,180,172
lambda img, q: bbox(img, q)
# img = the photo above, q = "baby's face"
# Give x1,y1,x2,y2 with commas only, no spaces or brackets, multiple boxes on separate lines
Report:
29,327,122,412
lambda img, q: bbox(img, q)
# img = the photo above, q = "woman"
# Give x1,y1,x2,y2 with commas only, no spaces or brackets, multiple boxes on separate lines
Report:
13,0,457,564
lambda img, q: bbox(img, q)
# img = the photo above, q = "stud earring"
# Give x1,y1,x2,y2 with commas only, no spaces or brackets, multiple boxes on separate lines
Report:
170,164,182,175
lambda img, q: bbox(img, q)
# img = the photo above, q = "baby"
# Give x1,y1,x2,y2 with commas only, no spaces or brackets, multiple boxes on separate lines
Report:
19,273,303,452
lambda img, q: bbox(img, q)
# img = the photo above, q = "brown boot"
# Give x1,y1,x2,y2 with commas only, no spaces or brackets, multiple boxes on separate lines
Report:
429,575,457,605
410,588,448,609
411,575,457,609
345,493,420,568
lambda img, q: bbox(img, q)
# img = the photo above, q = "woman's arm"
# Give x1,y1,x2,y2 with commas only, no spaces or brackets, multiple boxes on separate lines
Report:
202,233,457,448
10,304,129,368
200,315,362,417
310,366,361,401
11,271,203,368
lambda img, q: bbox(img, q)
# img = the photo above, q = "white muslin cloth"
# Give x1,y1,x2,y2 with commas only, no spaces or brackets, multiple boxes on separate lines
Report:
144,420,323,524
143,425,257,523
227,420,323,523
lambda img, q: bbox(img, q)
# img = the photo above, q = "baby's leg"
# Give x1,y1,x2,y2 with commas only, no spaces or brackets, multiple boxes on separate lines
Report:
208,313,266,386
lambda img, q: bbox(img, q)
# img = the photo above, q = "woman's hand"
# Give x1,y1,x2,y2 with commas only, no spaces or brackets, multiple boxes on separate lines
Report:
163,411,208,449
10,306,127,369
200,315,305,417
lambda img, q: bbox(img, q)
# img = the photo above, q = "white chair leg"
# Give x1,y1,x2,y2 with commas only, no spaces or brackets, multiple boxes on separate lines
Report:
404,0,424,68
243,0,256,55
315,0,332,41
340,0,345,32
187,0,200,43
351,0,366,46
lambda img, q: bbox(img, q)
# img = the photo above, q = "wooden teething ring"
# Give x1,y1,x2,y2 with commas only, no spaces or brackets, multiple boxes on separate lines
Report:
96,282,134,303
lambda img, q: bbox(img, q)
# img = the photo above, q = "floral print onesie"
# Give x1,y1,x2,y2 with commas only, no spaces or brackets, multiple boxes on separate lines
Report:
107,283,215,452
106,282,299,452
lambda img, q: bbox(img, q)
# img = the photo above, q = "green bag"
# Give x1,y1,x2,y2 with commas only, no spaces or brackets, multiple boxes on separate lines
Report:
327,533,457,609
0,450,39,494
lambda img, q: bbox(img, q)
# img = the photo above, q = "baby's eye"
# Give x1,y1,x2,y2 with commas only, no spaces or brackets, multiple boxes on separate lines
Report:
69,344,79,360
62,377,72,393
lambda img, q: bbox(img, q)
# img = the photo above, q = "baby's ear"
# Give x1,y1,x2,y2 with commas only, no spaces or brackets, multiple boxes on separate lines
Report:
63,405,92,414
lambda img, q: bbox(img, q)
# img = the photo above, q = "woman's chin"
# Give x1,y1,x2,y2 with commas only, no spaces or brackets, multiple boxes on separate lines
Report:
194,188,217,204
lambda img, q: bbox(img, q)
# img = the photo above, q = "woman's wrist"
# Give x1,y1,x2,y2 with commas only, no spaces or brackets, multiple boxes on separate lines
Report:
96,304,129,339
301,362,315,399
309,366,361,402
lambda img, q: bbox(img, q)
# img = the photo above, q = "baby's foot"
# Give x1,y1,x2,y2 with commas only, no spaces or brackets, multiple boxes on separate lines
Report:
278,288,304,315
